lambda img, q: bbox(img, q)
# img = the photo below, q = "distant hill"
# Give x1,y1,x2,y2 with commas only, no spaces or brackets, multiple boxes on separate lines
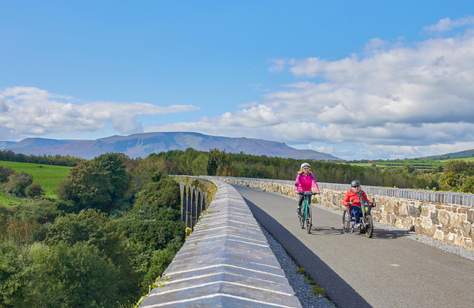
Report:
423,149,474,160
0,132,340,160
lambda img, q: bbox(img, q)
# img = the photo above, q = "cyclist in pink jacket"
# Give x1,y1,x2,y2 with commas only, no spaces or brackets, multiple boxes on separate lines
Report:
295,162,320,214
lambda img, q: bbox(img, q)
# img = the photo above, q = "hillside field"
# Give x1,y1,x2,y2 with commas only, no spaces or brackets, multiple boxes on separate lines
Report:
348,157,474,171
0,161,71,200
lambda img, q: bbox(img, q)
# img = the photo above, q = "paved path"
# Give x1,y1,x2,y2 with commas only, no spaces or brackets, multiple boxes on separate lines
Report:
236,186,474,308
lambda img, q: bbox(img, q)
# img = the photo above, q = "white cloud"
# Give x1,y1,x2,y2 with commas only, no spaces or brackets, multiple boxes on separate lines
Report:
149,23,474,159
0,86,196,139
424,16,474,33
269,59,287,72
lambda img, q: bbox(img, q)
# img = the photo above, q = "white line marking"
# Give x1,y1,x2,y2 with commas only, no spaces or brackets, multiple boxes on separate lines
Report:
228,239,269,248
159,271,283,286
187,234,267,244
149,280,293,297
141,293,297,308
166,264,285,278
250,262,281,269
228,219,259,227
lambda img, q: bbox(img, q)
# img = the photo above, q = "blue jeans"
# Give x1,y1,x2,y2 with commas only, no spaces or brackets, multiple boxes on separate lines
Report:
351,206,362,223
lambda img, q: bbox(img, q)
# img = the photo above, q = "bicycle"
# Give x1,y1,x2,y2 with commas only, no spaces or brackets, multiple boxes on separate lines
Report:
298,192,319,234
342,198,376,238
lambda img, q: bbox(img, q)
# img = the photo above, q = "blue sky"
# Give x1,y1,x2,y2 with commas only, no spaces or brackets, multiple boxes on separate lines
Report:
1,1,474,159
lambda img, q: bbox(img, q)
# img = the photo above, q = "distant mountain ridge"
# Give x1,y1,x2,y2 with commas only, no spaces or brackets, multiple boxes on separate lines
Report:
0,132,340,160
423,149,474,160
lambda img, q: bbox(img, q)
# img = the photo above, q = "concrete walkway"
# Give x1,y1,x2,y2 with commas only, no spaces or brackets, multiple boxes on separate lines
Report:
236,186,474,308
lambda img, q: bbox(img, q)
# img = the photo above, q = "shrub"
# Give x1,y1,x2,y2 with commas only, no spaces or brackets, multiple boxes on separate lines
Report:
0,166,14,183
25,183,44,198
4,173,33,197
59,153,130,212
21,243,126,307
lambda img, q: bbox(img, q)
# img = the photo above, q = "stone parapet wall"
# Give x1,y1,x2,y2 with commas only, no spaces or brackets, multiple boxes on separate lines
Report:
218,177,474,251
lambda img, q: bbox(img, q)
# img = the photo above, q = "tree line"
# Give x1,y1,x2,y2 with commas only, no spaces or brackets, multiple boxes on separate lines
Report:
0,150,82,166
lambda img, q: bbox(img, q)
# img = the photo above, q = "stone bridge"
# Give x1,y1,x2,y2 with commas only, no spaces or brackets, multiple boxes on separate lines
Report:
139,176,474,308
139,178,301,307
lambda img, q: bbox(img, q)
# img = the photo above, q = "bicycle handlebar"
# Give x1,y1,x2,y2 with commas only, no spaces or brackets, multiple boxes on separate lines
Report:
301,192,320,196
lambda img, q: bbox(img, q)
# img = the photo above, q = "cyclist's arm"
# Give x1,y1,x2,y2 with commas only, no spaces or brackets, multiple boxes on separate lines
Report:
294,174,301,193
311,173,321,193
361,191,373,206
342,192,351,207
362,191,370,202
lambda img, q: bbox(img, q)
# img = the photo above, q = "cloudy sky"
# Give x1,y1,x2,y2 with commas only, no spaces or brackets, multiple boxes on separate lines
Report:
1,1,474,160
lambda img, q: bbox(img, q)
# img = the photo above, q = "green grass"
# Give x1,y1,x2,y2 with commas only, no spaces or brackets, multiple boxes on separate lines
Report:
296,266,326,297
440,156,474,163
347,157,474,171
0,192,25,206
0,161,71,199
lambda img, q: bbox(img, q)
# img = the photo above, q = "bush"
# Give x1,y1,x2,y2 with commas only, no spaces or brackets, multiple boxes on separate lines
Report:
0,167,14,183
25,184,44,198
0,200,59,244
142,238,183,289
0,242,27,306
134,176,180,212
4,173,33,197
21,243,127,307
59,153,130,213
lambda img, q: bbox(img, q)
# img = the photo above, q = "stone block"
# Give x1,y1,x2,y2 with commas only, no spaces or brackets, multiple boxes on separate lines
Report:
433,229,444,241
420,205,433,217
398,203,408,216
450,213,467,230
416,217,436,237
454,234,464,246
430,211,439,225
468,209,474,223
446,232,456,243
462,221,471,236
465,238,473,250
408,205,421,217
438,210,450,226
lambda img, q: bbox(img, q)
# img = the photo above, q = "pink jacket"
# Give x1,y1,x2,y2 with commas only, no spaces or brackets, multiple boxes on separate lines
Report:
295,172,320,193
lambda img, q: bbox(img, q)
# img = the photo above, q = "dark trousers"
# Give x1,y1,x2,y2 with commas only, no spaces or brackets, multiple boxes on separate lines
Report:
351,206,362,223
297,193,311,209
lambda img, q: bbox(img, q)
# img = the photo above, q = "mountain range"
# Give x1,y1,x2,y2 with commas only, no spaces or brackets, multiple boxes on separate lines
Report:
423,149,474,160
0,132,339,160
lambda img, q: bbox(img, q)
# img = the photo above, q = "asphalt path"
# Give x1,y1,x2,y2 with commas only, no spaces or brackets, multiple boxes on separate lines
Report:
236,186,474,308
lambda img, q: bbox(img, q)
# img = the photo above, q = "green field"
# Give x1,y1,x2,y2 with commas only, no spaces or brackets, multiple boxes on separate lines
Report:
348,156,474,171
0,161,71,199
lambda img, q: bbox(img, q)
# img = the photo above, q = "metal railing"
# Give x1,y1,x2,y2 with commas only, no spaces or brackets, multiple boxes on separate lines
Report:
221,177,474,207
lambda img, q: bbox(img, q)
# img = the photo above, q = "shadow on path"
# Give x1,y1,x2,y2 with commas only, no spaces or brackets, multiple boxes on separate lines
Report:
373,229,411,240
244,197,371,308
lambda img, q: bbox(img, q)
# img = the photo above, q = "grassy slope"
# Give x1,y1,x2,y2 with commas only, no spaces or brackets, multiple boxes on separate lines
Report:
347,157,474,170
0,161,71,201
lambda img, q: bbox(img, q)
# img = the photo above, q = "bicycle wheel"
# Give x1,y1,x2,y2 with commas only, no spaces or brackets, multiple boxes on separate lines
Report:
306,206,312,234
342,209,351,233
298,209,304,229
365,215,374,238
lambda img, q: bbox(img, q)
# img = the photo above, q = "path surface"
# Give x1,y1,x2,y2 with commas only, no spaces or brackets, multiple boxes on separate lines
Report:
236,186,474,308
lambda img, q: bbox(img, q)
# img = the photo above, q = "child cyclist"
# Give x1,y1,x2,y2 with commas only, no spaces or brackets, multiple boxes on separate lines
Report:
294,162,320,215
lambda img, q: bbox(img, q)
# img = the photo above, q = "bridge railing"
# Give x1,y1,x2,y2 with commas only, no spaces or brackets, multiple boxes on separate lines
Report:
221,177,474,207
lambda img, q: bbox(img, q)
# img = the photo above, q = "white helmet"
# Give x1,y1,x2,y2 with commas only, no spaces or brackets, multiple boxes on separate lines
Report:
300,162,311,169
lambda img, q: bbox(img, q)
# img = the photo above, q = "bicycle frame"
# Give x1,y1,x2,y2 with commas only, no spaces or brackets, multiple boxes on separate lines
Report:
302,193,312,221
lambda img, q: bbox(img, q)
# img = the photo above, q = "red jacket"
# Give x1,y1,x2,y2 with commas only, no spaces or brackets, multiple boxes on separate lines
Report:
342,190,370,207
